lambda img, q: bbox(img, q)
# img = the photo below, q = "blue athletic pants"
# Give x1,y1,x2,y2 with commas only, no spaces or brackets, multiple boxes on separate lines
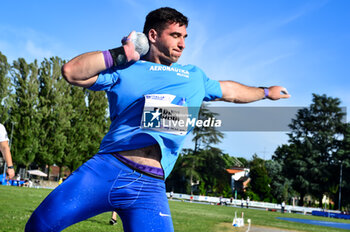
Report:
25,154,174,232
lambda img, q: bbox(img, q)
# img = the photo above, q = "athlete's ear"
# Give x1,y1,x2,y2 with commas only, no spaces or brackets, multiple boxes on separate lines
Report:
148,29,158,43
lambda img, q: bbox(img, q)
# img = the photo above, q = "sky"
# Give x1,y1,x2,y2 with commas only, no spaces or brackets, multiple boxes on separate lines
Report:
1,0,349,160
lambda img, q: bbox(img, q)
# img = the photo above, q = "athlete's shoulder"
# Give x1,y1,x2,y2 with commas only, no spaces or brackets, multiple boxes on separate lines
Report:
126,60,155,70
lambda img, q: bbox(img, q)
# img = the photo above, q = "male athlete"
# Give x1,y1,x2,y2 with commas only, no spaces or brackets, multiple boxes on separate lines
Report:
25,7,289,232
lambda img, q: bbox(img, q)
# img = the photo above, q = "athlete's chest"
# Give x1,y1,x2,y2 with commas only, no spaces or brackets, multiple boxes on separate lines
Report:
116,65,204,97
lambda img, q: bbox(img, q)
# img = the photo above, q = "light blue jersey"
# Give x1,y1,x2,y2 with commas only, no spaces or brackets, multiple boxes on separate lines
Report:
89,60,222,177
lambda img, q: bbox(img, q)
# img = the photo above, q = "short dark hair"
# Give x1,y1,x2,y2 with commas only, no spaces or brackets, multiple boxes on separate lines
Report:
143,7,188,35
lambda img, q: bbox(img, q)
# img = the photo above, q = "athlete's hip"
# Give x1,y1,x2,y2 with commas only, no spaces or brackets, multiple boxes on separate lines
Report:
90,154,167,210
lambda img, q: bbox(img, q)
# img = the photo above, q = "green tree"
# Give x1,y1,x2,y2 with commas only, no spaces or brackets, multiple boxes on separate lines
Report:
335,123,350,210
222,154,245,168
166,149,201,194
1,53,110,177
37,57,70,175
247,154,272,202
265,159,294,203
167,147,232,196
237,157,249,167
273,143,310,206
188,103,224,194
274,94,346,206
85,90,109,158
180,148,205,194
196,147,231,196
287,94,344,207
62,86,89,172
10,58,41,169
0,51,12,123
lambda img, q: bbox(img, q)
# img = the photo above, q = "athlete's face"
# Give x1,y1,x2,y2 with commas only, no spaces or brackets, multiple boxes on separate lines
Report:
153,23,187,65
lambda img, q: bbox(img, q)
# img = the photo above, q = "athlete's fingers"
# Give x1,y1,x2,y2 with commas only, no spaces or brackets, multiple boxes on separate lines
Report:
121,31,140,62
121,36,129,45
280,87,289,95
121,31,136,45
280,87,291,98
279,94,291,99
268,86,291,100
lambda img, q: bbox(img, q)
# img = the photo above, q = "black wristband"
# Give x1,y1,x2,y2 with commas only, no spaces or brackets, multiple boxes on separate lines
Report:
7,166,14,169
109,46,127,67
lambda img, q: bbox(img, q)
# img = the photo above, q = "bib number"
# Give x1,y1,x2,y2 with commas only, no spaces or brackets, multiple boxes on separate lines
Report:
140,94,190,136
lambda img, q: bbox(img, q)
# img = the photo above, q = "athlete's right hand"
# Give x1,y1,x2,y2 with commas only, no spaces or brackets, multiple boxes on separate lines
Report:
122,31,141,62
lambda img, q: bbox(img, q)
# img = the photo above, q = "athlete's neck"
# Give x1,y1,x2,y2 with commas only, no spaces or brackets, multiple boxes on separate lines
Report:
143,50,174,66
143,56,173,66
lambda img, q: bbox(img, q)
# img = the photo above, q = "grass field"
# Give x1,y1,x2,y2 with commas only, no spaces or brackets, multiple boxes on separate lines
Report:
1,185,349,232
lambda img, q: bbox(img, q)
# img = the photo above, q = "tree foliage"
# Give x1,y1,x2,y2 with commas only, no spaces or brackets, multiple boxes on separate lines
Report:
336,123,350,209
10,58,40,168
274,94,346,207
265,159,294,203
0,52,109,175
246,154,272,202
0,51,12,124
166,147,232,197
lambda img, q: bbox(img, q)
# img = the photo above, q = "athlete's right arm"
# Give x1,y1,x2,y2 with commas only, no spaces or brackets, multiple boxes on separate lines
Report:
62,32,140,88
62,51,104,88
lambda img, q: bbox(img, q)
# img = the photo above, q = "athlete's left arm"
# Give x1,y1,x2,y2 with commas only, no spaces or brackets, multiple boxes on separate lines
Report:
217,80,290,103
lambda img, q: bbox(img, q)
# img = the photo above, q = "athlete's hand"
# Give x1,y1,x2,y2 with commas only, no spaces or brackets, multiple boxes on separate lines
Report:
7,168,15,179
267,86,291,100
122,31,141,62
